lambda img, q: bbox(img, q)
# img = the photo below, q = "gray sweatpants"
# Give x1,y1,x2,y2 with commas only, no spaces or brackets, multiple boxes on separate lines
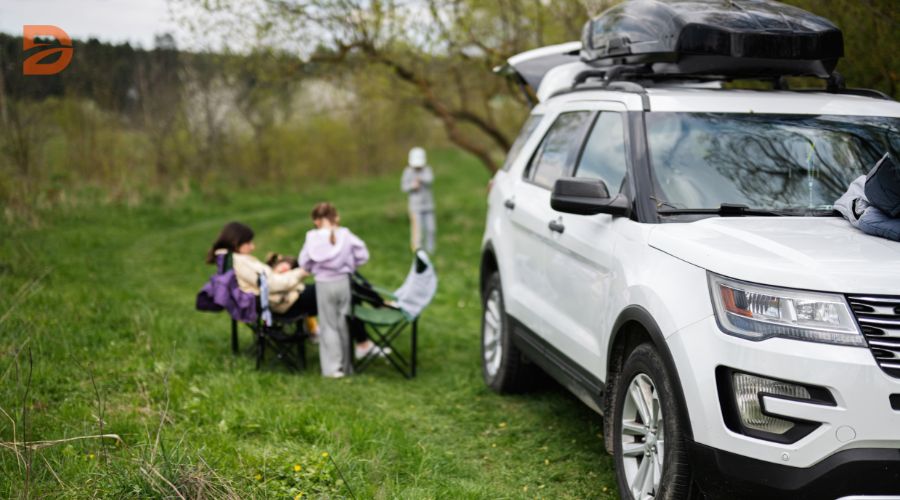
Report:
410,209,436,254
315,275,352,376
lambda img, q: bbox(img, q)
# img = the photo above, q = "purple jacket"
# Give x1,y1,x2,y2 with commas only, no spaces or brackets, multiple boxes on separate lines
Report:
299,227,369,282
196,253,258,323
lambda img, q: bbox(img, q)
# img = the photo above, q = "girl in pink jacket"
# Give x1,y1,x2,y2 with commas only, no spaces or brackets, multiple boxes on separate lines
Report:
299,202,369,377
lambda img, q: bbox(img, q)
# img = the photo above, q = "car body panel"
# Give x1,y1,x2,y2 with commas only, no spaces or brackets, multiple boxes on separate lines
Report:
481,83,900,484
649,217,900,294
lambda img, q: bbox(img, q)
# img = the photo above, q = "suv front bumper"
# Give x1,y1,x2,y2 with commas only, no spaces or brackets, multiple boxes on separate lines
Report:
667,316,900,494
690,441,900,499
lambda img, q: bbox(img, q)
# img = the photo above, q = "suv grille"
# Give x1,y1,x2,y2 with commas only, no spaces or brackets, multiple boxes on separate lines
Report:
847,295,900,379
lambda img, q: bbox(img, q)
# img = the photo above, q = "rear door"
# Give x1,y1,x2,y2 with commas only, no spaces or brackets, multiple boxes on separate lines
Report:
505,109,595,335
543,102,631,377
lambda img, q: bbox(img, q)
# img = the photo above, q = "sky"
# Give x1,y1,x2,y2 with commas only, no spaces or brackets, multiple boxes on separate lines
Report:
0,0,188,49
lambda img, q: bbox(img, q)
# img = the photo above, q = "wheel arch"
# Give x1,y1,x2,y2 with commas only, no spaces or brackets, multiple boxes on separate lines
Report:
603,305,694,454
480,241,499,299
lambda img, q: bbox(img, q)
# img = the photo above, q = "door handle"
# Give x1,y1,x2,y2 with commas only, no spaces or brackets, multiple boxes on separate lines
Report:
504,199,516,210
548,219,565,234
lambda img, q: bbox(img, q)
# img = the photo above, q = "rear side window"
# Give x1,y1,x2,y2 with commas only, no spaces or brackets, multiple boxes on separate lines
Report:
526,111,594,189
502,114,543,171
575,112,628,193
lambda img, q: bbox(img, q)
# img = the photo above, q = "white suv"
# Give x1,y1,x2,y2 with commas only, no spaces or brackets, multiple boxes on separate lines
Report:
479,4,900,498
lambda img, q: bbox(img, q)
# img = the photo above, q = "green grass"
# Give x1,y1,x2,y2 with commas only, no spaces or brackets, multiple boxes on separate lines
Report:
0,149,616,498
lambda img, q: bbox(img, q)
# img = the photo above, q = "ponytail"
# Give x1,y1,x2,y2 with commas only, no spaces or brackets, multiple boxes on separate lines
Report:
311,202,340,246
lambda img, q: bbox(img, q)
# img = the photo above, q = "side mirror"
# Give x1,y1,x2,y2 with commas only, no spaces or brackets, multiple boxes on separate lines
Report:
551,177,631,217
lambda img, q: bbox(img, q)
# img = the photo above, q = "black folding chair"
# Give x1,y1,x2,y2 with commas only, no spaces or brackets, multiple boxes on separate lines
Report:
349,250,437,378
249,272,310,371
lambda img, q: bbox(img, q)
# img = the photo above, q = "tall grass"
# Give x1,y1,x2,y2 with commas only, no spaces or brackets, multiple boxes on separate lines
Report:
0,148,617,498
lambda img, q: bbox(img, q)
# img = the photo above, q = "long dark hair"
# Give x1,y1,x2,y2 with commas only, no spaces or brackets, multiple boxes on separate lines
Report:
206,221,254,263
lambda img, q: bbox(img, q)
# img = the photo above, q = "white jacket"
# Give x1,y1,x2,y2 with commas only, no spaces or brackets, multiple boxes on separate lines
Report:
834,175,870,228
231,252,306,314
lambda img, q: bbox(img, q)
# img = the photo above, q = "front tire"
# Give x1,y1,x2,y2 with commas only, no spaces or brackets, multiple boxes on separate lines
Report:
613,343,691,500
481,272,531,393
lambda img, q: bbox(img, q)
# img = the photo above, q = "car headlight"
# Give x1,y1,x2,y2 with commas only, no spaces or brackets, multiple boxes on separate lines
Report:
708,272,864,347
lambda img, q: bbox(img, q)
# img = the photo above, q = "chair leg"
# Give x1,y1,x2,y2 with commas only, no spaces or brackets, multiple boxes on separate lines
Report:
299,338,307,371
231,320,238,354
256,333,265,370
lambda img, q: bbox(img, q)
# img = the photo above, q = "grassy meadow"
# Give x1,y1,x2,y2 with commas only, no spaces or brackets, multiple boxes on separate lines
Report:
0,149,616,498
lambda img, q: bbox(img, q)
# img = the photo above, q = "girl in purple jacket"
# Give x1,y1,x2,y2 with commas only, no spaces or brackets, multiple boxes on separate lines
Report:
299,202,369,377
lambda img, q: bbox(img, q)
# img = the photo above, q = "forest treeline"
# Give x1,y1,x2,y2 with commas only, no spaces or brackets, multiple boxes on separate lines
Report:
0,32,439,220
1,0,897,221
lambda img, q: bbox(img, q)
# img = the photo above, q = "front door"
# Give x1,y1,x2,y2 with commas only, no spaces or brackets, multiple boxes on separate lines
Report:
506,109,595,338
543,105,631,378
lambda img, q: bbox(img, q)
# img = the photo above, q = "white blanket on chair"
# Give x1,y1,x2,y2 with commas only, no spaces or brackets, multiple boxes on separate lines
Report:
394,250,437,319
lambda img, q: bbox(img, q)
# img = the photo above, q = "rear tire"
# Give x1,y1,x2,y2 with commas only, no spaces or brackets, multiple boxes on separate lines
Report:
481,272,531,393
613,343,691,500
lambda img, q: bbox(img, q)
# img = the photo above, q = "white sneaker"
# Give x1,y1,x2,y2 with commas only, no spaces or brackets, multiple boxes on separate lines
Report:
354,344,392,359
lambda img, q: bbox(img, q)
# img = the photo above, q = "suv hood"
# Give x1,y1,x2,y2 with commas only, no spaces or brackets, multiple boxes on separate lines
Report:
649,217,900,295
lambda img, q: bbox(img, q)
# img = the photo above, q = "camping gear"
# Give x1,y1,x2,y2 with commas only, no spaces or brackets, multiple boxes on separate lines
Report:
196,251,257,351
254,272,310,371
196,251,310,370
865,153,900,218
349,250,437,378
836,174,900,242
495,0,869,106
834,176,869,229
858,206,900,242
580,0,843,78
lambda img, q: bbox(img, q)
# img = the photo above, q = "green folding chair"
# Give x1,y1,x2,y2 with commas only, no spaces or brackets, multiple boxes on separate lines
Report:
349,250,437,378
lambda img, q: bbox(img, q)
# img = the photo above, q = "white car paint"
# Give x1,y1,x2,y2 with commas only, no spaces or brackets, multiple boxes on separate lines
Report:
649,217,900,295
481,85,900,475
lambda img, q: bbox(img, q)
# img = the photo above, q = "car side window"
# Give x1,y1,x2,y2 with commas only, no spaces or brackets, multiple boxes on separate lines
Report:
575,112,628,193
526,111,594,189
502,114,543,171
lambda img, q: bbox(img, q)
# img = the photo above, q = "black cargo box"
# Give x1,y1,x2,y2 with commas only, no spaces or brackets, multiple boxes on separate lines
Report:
581,0,843,78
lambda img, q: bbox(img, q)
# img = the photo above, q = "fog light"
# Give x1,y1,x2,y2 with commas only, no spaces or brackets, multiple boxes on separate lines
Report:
733,373,810,434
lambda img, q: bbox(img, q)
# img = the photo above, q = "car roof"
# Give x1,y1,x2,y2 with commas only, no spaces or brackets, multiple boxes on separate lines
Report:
538,87,900,118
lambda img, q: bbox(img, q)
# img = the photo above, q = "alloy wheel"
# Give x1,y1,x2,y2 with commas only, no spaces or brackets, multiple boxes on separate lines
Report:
482,289,503,378
620,373,664,500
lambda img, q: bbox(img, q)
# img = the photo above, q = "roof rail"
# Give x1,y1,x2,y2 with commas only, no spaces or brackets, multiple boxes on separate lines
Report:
564,67,895,103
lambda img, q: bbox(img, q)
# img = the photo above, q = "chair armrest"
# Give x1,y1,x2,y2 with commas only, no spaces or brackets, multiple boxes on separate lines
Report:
371,285,398,301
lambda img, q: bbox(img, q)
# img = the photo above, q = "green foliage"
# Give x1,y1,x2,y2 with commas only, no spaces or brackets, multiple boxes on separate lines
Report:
0,149,617,498
783,0,898,97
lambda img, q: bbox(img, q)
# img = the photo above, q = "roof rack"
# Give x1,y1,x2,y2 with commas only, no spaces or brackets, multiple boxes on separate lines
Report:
581,0,843,79
498,1,893,105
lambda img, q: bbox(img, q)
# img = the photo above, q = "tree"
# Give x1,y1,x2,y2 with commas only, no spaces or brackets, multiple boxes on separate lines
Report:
176,0,608,172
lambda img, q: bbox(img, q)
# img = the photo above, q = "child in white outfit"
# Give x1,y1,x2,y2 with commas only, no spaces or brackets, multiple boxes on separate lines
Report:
401,147,436,253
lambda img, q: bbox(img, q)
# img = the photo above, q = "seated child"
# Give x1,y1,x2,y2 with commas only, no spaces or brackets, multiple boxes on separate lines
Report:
266,252,319,337
266,253,300,273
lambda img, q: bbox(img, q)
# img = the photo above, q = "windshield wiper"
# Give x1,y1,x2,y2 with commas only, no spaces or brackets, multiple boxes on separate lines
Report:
657,203,784,217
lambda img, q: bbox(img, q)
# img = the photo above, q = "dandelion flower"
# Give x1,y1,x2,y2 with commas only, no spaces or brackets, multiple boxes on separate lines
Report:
293,464,302,472
499,422,507,428
254,474,262,481
294,494,304,500
321,452,329,458
88,453,95,460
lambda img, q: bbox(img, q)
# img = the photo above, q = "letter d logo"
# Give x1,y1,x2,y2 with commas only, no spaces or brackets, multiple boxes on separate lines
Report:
23,25,73,76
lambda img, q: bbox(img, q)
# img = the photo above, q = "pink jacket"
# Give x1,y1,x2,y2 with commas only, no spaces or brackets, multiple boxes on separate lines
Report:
298,227,369,282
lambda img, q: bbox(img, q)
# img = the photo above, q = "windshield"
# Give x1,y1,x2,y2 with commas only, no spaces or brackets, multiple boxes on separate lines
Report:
645,113,900,214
